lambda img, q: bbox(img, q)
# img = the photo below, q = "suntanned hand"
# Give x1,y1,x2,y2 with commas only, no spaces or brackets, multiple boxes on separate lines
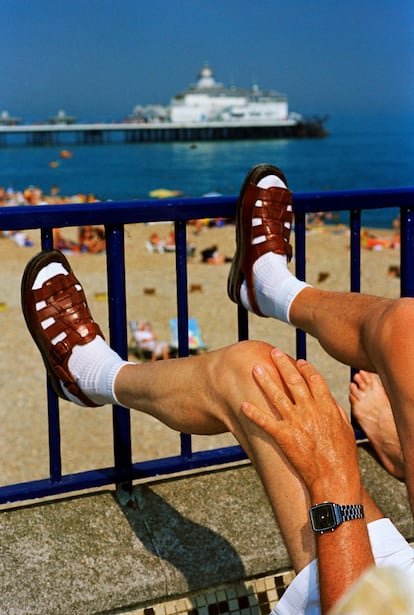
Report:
241,348,361,502
242,348,375,614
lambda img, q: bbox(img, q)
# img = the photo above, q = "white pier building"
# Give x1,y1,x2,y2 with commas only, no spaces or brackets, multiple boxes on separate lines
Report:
169,65,292,124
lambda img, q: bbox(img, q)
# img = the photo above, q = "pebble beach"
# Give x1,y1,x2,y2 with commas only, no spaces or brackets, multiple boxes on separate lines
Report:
0,219,402,491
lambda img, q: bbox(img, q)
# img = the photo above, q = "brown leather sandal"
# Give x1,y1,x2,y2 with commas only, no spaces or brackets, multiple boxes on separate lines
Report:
21,250,104,406
227,164,293,316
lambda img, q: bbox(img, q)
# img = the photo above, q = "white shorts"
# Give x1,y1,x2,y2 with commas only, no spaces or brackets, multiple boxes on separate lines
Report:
271,518,414,615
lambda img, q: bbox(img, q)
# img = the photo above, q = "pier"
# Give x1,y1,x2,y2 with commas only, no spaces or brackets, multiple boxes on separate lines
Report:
0,117,327,147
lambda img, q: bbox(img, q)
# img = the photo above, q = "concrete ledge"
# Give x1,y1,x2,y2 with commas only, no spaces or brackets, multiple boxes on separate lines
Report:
1,448,413,614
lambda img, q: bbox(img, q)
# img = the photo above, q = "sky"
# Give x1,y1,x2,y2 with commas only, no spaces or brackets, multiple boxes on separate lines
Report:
2,0,414,122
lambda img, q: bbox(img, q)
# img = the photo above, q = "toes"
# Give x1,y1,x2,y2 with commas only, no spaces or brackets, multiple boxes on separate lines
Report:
352,370,376,392
352,372,365,391
349,382,362,402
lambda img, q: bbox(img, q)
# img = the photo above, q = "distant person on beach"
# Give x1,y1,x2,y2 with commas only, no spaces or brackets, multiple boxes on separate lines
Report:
79,225,106,253
53,228,79,253
132,320,170,361
5,230,33,247
146,231,165,253
306,211,333,228
360,229,390,250
390,215,401,250
164,229,176,251
360,214,400,251
22,162,414,614
49,184,62,202
200,244,232,264
146,229,196,257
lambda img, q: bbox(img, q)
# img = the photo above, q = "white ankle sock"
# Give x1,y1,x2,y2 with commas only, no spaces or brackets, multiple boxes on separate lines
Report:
239,174,311,323
65,336,128,406
33,262,67,290
257,175,287,190
240,256,309,323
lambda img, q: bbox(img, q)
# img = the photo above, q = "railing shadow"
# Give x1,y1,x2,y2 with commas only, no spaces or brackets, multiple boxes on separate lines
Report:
120,486,248,593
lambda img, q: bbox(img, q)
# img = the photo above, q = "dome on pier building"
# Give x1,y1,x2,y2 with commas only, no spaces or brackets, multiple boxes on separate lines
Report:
196,64,219,89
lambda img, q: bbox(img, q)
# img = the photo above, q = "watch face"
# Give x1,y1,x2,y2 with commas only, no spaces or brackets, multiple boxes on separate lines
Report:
310,503,336,532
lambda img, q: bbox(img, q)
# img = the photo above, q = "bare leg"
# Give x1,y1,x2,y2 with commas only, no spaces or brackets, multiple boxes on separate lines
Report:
114,340,383,573
289,288,390,370
220,162,414,513
349,370,404,480
22,250,384,577
117,341,315,572
290,289,414,513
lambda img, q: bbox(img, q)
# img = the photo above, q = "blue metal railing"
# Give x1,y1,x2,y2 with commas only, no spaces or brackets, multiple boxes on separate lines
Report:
1,186,413,505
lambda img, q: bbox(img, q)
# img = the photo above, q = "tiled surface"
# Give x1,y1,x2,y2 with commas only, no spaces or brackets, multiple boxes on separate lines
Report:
124,570,296,615
125,538,414,615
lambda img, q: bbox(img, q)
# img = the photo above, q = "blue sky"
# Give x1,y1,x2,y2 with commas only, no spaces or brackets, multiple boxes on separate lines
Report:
2,0,413,122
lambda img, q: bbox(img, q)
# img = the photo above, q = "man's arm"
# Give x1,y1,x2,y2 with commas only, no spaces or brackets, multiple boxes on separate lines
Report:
241,348,375,613
309,481,374,612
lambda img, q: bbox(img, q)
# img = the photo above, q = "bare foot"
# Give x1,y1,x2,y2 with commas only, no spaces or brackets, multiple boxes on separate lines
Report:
349,370,405,481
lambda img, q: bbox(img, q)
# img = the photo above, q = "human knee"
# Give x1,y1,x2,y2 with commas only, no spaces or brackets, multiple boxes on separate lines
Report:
378,298,414,339
225,339,277,373
365,298,414,360
206,341,272,416
212,340,283,406
390,297,414,320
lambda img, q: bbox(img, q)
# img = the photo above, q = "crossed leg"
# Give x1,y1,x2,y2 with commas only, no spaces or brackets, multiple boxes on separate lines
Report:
114,340,383,574
117,341,316,573
218,160,414,516
290,289,414,513
20,250,325,574
213,161,414,519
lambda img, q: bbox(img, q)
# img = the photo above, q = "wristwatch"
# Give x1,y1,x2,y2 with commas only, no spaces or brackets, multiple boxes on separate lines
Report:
309,502,364,534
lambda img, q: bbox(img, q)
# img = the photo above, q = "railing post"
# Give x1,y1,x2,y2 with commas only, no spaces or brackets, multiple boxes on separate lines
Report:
40,228,54,250
174,220,190,355
349,210,365,439
237,305,249,341
46,381,62,483
40,228,63,483
400,208,414,297
349,210,361,293
174,220,192,459
105,224,132,486
294,209,307,359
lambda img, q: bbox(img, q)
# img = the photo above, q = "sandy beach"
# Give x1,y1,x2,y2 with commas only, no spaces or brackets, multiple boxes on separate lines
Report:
0,220,401,490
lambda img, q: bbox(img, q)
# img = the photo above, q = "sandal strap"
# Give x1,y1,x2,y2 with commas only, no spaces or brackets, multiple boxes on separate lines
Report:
242,183,293,315
33,271,103,403
245,183,293,258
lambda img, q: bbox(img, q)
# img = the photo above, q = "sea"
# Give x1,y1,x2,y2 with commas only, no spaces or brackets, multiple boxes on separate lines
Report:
1,112,413,229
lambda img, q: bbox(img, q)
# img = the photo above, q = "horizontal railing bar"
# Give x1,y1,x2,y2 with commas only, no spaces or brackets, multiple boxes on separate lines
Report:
0,197,237,230
0,445,246,505
294,187,414,213
2,186,413,505
0,187,413,231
